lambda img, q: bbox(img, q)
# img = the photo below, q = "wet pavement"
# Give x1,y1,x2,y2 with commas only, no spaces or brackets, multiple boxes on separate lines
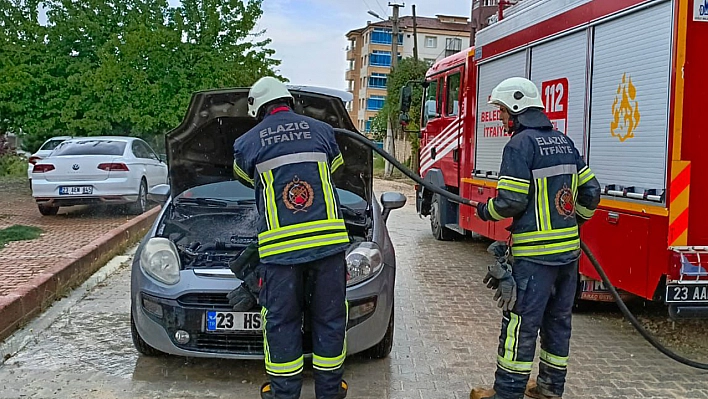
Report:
1,180,708,399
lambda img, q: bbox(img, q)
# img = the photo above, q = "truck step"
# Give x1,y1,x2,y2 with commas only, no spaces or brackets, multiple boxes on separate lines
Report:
445,224,465,234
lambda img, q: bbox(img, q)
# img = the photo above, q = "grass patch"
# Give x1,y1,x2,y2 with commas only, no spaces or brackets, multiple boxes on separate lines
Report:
0,225,43,249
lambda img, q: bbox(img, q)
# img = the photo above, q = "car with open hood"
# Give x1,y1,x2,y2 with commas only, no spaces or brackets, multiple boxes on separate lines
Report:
129,85,407,360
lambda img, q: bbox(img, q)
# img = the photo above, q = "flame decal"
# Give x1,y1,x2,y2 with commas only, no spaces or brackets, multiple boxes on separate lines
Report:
610,73,641,142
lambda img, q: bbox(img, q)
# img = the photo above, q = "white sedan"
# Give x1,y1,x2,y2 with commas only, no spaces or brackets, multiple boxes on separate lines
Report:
31,137,168,216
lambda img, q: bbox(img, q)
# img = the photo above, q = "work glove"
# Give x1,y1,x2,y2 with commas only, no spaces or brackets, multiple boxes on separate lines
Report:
484,261,517,311
229,241,260,279
226,284,257,311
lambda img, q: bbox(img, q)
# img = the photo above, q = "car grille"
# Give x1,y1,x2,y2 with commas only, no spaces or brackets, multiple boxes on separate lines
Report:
177,293,232,308
193,333,264,354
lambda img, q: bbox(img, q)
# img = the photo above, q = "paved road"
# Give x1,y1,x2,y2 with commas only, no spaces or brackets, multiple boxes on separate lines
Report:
1,180,707,399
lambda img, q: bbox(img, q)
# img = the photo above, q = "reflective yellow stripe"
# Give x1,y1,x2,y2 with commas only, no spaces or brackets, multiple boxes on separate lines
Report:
503,313,521,361
572,172,578,203
576,204,595,220
512,226,579,245
259,219,347,244
331,153,344,173
259,232,350,258
262,307,270,365
318,161,337,220
488,198,504,221
536,178,552,231
497,178,530,195
233,161,254,185
266,355,304,376
497,355,533,374
512,239,581,257
263,171,280,229
540,349,568,368
578,166,595,186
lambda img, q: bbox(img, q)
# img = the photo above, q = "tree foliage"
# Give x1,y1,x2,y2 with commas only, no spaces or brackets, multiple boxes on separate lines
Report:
0,0,281,152
372,57,429,170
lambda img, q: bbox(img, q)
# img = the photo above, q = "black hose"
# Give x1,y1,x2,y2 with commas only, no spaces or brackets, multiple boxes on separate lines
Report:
333,128,475,207
580,241,708,370
334,128,708,370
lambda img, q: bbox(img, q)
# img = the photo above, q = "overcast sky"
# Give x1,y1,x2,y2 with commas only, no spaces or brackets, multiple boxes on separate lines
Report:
254,0,472,90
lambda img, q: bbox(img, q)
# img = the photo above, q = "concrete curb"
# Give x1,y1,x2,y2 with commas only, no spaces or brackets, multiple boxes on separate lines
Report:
0,206,161,342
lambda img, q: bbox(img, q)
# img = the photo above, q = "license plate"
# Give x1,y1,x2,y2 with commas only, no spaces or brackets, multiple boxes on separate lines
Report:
665,284,708,303
206,311,262,332
59,186,93,195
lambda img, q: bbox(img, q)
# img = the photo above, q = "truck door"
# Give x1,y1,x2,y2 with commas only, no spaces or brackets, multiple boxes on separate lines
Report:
439,69,463,188
419,78,444,178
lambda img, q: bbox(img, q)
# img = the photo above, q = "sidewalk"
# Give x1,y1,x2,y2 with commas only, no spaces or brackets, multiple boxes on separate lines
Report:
0,177,159,340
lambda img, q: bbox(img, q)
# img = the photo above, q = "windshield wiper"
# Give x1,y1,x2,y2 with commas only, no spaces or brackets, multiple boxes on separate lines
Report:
340,204,365,218
174,197,229,207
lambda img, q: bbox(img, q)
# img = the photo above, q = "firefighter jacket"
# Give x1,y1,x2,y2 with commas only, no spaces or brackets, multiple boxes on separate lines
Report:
233,107,349,265
477,109,601,265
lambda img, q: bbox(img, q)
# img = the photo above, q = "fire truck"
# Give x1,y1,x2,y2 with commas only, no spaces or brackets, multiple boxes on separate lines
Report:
413,0,708,317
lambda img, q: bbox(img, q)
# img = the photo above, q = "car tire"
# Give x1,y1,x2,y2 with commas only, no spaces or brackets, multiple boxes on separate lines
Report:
130,313,164,357
37,204,59,216
128,178,148,215
363,305,394,359
430,195,456,241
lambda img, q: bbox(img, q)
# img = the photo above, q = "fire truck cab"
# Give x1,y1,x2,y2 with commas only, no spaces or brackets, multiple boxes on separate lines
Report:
414,0,708,317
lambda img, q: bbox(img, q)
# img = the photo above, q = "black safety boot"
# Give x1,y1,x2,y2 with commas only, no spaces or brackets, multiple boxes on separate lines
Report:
260,382,274,399
525,379,562,399
332,379,348,399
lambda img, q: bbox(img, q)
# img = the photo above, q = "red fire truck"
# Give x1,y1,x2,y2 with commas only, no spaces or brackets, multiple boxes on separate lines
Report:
414,0,708,316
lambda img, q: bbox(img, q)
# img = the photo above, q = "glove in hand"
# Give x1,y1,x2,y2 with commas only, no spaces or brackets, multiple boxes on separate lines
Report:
493,275,517,312
226,284,257,311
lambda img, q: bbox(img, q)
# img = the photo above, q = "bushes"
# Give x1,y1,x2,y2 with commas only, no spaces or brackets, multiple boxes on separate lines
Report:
0,135,26,177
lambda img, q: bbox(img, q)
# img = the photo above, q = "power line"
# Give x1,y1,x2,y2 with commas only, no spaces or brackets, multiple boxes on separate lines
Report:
374,0,389,18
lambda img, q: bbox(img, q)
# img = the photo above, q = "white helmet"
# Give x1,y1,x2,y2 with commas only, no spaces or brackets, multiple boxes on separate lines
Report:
247,76,294,118
488,77,544,115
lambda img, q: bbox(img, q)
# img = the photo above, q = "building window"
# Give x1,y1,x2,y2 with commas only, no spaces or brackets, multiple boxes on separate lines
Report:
370,50,392,67
365,118,372,132
445,38,463,57
370,28,404,45
367,95,385,111
425,36,437,48
369,73,387,89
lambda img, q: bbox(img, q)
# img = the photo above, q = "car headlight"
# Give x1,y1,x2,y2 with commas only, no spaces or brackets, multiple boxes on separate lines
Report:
346,242,383,287
140,237,181,285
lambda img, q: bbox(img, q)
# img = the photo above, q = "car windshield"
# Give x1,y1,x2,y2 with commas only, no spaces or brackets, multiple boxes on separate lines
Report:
175,181,367,207
40,139,68,151
53,140,127,156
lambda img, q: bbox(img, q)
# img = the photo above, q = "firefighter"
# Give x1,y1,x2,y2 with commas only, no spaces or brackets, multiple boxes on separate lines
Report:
232,76,350,399
470,77,601,399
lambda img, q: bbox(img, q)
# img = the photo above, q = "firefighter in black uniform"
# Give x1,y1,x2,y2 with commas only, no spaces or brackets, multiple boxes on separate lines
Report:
470,77,601,399
232,77,349,399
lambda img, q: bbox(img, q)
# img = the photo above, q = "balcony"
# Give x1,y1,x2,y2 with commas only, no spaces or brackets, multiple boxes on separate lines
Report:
346,47,356,61
345,69,358,81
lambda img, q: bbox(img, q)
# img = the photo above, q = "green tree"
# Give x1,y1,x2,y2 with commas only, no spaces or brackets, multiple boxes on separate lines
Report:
376,57,429,173
0,0,281,153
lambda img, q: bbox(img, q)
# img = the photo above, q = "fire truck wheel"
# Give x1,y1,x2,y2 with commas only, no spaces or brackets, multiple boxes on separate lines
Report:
430,194,456,241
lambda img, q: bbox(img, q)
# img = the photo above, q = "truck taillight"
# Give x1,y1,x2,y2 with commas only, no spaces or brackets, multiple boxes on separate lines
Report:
32,164,55,173
669,247,708,281
98,163,129,171
28,156,41,165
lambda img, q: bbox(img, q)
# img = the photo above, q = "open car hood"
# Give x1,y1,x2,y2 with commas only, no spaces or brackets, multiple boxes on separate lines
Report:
166,87,372,201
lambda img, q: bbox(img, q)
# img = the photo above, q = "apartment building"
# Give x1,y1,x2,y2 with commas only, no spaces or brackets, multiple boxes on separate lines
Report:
345,15,472,133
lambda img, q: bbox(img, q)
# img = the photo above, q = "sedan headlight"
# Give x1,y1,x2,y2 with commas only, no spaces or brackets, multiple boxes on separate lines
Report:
346,242,383,287
140,237,181,285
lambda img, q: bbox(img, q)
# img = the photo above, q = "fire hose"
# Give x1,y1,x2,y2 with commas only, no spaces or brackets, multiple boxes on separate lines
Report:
335,128,708,370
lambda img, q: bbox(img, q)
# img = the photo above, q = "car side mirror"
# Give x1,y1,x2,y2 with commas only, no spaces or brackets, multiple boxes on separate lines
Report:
399,85,412,113
147,184,170,203
381,191,407,223
159,154,167,163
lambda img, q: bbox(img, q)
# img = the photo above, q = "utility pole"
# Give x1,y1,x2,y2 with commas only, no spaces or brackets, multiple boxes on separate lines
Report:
412,4,419,62
384,2,403,178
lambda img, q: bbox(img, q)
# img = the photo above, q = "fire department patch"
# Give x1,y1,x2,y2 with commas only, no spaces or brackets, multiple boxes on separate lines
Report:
283,176,314,213
555,184,575,219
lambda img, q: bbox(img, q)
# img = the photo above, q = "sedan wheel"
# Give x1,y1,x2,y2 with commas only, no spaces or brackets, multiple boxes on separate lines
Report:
128,179,147,215
130,313,164,357
363,305,394,359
